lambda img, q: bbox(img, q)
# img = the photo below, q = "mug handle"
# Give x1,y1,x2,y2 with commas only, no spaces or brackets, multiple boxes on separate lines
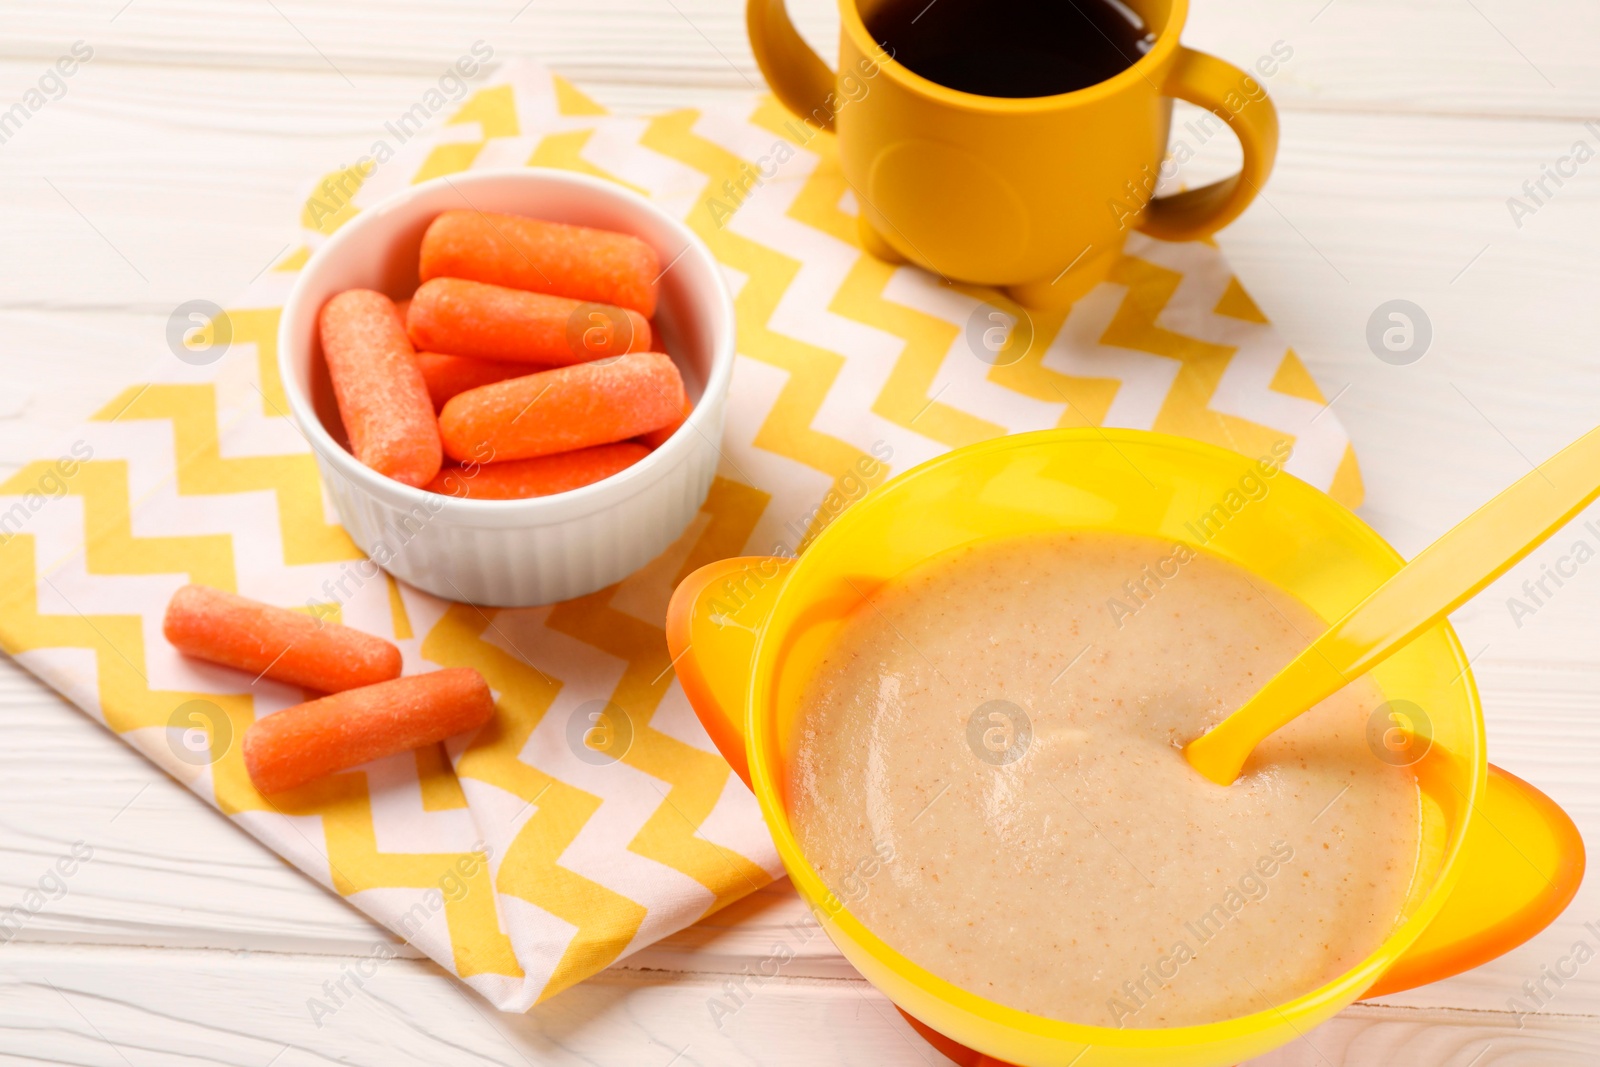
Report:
747,0,838,131
1138,47,1280,242
666,556,796,789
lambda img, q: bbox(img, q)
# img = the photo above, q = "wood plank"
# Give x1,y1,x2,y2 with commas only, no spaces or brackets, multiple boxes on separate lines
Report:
2,0,1598,117
0,942,1594,1066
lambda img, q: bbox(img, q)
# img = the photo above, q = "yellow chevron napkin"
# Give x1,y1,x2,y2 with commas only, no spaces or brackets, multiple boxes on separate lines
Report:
0,59,1361,1011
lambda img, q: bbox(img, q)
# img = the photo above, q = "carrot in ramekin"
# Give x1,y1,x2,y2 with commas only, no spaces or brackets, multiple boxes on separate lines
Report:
319,289,441,488
438,351,685,463
408,278,650,366
418,209,660,317
425,442,650,500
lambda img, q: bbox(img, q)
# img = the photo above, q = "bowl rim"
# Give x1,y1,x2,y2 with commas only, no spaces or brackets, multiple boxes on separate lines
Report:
742,426,1486,1053
276,166,736,528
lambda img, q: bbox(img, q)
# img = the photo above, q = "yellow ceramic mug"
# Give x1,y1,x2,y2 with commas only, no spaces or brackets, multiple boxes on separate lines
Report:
748,0,1279,307
668,429,1584,1067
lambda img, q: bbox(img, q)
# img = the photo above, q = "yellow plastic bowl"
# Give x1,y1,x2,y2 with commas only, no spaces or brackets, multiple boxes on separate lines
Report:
668,429,1583,1067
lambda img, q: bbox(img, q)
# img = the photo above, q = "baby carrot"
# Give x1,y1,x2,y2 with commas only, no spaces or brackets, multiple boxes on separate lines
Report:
438,351,686,463
164,584,401,693
243,668,495,794
407,278,650,366
416,352,529,412
418,209,660,317
636,396,693,450
319,289,442,488
424,442,649,500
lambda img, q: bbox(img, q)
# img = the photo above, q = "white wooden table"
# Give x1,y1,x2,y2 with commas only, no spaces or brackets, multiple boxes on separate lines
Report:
2,2,1598,1063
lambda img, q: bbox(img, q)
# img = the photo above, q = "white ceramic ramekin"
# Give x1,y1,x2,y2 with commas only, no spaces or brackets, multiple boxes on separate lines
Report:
278,168,735,607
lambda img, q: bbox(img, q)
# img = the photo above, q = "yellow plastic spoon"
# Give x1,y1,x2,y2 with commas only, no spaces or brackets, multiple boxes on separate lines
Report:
1185,422,1600,786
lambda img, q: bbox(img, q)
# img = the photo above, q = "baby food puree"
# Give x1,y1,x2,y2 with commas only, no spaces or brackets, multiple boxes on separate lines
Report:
788,530,1420,1028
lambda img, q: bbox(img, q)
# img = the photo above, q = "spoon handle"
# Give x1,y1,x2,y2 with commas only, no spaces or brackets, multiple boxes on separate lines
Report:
1186,423,1600,785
